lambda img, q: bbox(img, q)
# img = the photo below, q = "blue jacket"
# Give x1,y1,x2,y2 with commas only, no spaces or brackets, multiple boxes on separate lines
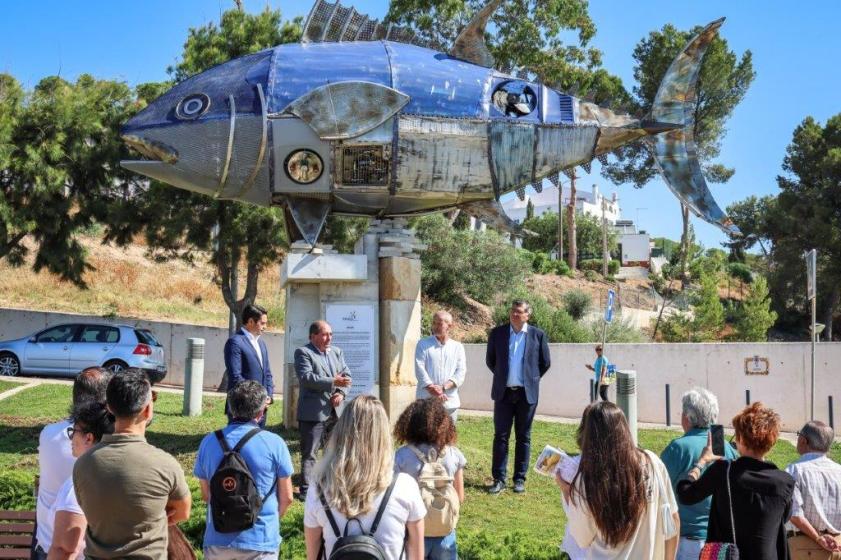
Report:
486,323,551,405
224,330,273,395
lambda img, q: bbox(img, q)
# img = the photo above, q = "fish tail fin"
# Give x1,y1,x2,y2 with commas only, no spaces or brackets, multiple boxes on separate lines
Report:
648,18,740,236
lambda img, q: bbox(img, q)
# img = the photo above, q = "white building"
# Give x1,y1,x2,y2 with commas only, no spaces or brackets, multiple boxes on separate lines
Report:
614,220,652,266
502,184,621,225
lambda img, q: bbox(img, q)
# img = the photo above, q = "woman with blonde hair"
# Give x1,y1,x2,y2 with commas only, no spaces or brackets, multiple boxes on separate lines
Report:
304,395,426,560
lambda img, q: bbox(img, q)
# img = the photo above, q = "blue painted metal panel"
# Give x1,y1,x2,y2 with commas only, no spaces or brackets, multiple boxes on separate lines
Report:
266,42,392,113
128,50,272,129
385,42,493,118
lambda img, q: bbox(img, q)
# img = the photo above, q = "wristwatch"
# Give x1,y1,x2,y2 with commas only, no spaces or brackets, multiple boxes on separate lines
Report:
693,461,705,471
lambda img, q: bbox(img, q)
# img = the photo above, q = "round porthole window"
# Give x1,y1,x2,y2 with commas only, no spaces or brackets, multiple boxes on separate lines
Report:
492,81,537,117
175,93,211,120
285,150,324,184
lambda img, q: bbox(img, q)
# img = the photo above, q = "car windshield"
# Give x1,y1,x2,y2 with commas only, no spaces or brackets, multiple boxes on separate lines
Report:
135,329,161,346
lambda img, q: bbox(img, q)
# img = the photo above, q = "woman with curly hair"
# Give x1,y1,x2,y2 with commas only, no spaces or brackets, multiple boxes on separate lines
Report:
304,395,426,560
677,402,794,559
394,399,466,560
557,401,680,559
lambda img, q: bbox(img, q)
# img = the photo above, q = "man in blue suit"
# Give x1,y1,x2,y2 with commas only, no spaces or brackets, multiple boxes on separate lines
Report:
486,299,551,494
224,304,274,428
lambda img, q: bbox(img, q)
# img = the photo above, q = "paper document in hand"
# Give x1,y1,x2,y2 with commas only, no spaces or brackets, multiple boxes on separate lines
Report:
534,445,569,476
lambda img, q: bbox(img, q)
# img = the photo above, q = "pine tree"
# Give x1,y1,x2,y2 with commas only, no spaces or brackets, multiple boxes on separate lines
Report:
735,276,777,341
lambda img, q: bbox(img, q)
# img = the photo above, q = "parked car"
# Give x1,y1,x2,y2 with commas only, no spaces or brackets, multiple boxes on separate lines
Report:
0,323,167,383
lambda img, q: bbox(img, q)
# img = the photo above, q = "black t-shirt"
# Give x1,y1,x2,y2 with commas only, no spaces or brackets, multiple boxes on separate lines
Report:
677,456,795,560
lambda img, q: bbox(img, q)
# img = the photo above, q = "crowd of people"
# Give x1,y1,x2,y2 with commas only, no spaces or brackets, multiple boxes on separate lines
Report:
28,301,840,560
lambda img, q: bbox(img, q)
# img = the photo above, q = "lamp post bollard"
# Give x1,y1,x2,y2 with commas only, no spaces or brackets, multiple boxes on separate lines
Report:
617,370,638,445
183,337,205,417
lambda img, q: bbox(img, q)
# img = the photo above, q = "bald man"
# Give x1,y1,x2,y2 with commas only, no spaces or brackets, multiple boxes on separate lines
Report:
294,320,352,499
415,310,467,420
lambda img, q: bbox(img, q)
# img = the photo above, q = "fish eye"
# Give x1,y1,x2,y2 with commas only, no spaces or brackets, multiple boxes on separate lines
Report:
492,81,537,117
175,93,211,120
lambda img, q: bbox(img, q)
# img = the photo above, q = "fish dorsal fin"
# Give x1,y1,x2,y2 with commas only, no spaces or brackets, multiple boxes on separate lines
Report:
448,0,503,67
302,0,432,48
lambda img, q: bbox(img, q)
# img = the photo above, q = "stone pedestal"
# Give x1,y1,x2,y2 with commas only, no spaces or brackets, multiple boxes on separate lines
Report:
281,219,425,428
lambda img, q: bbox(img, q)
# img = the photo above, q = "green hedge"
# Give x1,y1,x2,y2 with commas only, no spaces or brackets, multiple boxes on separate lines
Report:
579,258,620,275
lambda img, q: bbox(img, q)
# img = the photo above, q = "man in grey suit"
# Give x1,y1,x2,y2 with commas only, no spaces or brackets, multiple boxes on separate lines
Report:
294,320,352,499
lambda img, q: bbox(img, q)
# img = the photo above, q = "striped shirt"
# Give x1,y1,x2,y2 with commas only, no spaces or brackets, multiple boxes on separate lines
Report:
785,452,841,533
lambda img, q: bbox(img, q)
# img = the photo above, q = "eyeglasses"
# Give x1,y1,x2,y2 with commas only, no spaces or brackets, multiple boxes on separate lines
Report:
151,390,158,402
66,425,86,439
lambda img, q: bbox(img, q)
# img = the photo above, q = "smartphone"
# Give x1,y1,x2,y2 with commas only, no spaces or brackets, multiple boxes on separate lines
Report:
710,424,725,456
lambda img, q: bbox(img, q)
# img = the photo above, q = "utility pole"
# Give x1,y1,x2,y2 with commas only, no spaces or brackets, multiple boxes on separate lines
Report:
805,249,817,420
557,180,564,262
601,194,609,276
567,170,577,270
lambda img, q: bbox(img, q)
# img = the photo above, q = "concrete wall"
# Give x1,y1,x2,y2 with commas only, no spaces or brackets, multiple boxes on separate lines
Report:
3,307,838,431
0,307,285,389
459,342,840,432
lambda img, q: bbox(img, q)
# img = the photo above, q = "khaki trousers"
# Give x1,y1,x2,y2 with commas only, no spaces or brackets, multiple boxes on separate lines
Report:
789,534,841,560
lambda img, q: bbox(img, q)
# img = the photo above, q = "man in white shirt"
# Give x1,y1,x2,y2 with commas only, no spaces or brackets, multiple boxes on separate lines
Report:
786,420,841,559
414,310,466,420
33,367,110,559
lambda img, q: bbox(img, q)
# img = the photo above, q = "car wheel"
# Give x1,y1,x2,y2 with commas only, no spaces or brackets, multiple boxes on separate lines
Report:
104,360,128,374
0,353,20,376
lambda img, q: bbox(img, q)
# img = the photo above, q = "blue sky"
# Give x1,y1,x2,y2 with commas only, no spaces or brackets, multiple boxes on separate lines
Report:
2,1,839,249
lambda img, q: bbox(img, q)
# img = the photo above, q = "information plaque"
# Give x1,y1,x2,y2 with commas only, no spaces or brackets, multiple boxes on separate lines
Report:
325,303,377,398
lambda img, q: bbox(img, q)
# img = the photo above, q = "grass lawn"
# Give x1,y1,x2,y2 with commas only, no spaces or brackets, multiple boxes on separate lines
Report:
0,379,26,393
1,384,839,559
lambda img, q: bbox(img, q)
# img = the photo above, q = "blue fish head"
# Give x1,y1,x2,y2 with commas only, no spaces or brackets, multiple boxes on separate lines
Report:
121,50,273,197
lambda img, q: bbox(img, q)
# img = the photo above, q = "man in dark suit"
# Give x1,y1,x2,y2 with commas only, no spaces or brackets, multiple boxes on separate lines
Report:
294,320,352,499
224,303,273,428
486,299,551,494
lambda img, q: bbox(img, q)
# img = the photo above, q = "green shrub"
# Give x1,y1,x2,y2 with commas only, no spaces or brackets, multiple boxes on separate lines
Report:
727,262,753,284
414,215,528,305
579,259,619,274
584,270,600,282
553,259,572,277
587,317,646,343
421,306,433,337
493,287,589,342
650,271,666,293
562,289,591,320
0,472,36,510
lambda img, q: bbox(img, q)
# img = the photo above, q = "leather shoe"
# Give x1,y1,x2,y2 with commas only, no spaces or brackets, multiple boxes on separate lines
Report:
513,480,526,493
487,480,505,494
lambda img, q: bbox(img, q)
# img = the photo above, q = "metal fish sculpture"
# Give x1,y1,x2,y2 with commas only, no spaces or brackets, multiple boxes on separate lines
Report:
120,0,740,246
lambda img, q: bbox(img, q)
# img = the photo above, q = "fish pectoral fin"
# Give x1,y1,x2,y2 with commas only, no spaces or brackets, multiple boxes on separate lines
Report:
449,0,503,67
284,197,331,247
279,81,409,140
459,199,536,237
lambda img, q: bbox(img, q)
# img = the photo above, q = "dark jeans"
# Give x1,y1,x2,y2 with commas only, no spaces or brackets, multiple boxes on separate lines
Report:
299,414,337,495
599,384,610,402
492,387,537,483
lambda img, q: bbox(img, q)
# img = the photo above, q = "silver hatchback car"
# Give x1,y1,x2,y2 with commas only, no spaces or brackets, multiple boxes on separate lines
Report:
0,323,167,382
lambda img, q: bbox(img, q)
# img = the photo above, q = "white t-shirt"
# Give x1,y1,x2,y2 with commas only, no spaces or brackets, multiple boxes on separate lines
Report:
36,419,74,548
565,450,678,560
304,473,426,560
41,477,85,554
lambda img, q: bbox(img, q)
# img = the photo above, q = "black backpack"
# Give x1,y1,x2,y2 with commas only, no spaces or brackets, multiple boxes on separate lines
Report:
209,428,276,533
319,477,404,560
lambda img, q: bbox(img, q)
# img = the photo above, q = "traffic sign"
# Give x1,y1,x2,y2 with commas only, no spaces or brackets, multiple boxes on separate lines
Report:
605,289,615,323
